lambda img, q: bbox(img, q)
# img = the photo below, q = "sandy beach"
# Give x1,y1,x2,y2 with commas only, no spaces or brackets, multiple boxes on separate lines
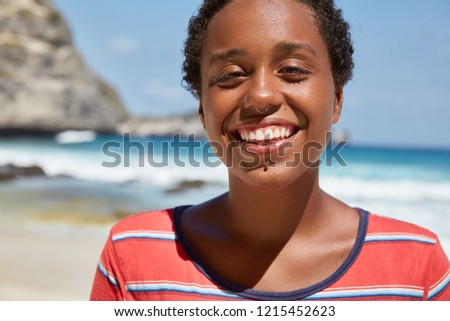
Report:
0,221,112,301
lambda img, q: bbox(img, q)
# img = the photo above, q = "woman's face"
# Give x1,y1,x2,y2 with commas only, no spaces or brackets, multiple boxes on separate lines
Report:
199,0,343,190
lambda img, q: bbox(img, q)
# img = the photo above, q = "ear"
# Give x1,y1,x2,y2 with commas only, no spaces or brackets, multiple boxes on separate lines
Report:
198,101,206,130
332,86,344,124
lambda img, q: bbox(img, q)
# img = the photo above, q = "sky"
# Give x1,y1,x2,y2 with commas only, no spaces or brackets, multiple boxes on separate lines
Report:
51,0,450,149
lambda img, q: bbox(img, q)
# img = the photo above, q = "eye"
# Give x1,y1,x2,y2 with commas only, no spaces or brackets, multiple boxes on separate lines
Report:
217,71,246,83
278,66,311,83
211,70,248,88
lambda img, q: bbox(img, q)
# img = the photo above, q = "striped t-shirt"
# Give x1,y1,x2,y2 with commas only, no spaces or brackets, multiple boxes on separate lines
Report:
90,207,450,300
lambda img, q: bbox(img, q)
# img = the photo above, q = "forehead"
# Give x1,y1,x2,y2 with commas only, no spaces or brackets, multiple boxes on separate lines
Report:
203,0,327,60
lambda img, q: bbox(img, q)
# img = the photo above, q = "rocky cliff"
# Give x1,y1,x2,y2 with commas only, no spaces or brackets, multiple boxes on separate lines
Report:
0,0,128,134
117,111,206,137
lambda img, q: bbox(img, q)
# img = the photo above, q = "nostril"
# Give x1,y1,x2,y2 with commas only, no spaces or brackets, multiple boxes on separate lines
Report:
240,103,280,117
255,105,272,114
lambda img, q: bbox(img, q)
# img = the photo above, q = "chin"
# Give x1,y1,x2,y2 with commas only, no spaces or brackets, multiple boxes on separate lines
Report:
232,164,310,192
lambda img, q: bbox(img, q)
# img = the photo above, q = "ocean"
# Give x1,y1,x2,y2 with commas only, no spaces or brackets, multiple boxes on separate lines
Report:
1,132,449,254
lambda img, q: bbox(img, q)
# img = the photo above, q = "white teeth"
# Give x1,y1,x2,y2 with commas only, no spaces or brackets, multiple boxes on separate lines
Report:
264,128,274,140
238,126,295,141
274,128,281,138
255,129,264,141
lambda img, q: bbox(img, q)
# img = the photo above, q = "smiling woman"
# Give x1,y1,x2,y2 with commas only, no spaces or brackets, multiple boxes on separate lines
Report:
90,0,450,301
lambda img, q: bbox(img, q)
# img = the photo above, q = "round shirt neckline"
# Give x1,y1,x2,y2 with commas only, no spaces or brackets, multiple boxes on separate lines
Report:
173,205,369,300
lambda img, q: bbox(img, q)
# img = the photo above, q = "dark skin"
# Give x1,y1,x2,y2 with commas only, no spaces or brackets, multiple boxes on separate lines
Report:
180,0,359,292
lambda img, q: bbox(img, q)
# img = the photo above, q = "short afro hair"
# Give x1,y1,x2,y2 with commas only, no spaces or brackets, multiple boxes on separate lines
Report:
182,0,354,99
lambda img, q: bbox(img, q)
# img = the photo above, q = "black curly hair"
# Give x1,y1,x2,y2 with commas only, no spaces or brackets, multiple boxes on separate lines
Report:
182,0,354,99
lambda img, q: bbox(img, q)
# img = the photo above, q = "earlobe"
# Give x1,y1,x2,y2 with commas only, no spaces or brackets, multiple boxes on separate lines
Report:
332,87,344,124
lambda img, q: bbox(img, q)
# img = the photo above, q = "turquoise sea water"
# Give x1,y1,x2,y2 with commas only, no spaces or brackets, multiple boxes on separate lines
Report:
1,133,449,254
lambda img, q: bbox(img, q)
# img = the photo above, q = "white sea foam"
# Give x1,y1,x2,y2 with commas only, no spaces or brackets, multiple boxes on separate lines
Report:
321,176,450,202
0,144,228,186
54,130,97,144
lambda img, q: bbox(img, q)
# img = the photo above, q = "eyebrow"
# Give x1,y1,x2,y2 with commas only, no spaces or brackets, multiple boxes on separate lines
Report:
208,48,246,66
274,41,318,57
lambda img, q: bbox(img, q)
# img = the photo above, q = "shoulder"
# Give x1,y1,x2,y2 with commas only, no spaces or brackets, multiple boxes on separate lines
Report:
366,212,438,243
326,211,449,300
110,208,177,236
104,207,186,267
359,212,441,275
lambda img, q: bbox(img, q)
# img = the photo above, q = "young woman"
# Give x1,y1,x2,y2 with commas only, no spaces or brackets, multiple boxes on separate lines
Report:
90,0,450,300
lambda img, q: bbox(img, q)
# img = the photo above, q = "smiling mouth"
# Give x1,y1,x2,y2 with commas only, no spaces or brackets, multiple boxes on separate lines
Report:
235,125,299,143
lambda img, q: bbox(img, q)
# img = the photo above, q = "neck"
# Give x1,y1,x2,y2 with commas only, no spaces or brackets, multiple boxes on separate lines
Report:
222,167,325,248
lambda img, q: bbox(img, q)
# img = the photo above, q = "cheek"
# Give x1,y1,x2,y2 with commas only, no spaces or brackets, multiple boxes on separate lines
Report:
309,78,336,116
288,83,335,122
306,105,334,146
204,102,222,127
202,103,230,149
289,84,336,146
202,91,240,135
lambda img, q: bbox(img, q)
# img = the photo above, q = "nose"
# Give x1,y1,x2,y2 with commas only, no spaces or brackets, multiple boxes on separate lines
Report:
242,68,283,113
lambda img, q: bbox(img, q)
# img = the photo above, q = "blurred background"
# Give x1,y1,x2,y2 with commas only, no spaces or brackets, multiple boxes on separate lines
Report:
0,0,449,300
